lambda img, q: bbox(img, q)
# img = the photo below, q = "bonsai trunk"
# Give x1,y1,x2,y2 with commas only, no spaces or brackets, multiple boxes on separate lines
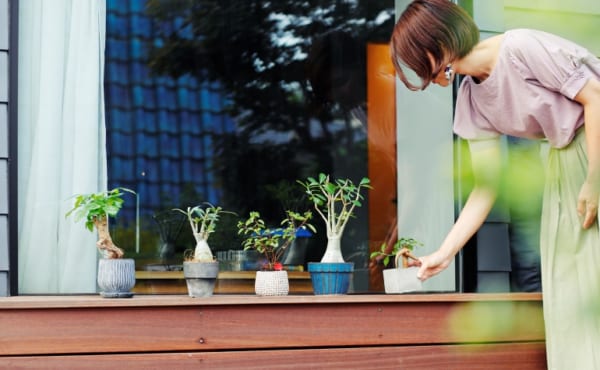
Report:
320,236,345,263
193,237,214,261
398,248,416,268
94,216,124,259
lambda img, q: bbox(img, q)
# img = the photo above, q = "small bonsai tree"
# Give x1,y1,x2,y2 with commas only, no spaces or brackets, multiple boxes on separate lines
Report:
66,187,135,259
297,173,371,263
174,203,233,262
237,210,315,271
370,237,423,268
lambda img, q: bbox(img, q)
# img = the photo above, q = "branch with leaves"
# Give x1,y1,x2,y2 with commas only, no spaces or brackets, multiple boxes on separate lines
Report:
297,173,371,239
237,210,315,271
174,203,235,261
370,237,423,268
66,187,135,259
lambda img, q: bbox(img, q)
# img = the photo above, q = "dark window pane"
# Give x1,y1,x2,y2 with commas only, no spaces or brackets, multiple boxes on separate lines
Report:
105,0,396,294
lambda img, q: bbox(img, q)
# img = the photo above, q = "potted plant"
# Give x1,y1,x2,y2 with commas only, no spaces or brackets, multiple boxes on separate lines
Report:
174,203,233,297
65,187,136,298
370,237,423,294
237,210,314,296
298,173,371,294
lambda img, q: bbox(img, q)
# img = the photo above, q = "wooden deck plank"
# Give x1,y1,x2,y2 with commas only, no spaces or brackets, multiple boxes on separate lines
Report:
0,294,544,356
0,342,547,370
0,292,543,309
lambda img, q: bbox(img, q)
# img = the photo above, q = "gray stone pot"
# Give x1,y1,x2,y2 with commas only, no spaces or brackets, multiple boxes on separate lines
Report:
97,258,136,298
183,261,219,297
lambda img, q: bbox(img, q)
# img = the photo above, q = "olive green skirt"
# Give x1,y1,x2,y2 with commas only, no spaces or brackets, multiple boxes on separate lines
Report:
541,128,600,369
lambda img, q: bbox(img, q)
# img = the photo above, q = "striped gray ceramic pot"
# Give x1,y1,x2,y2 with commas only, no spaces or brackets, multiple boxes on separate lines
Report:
97,258,136,298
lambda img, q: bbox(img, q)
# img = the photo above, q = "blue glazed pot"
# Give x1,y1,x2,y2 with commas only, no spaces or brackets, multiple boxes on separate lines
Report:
307,262,354,295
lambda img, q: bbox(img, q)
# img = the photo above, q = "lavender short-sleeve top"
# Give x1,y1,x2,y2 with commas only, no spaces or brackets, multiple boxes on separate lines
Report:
454,29,600,148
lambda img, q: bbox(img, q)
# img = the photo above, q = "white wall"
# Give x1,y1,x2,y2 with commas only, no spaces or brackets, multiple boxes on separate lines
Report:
394,0,457,292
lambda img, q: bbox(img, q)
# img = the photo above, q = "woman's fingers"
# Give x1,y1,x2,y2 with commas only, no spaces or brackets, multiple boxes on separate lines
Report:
417,257,435,281
578,181,599,229
406,258,422,267
415,253,452,281
584,206,597,228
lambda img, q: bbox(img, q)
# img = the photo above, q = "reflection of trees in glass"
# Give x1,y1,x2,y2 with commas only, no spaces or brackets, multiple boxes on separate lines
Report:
146,0,393,133
144,0,393,261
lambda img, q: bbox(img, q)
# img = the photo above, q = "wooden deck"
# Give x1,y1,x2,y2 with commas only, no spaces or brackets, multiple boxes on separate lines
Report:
0,293,546,369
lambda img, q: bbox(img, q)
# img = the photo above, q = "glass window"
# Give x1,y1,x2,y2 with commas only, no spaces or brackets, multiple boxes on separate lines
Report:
104,0,397,294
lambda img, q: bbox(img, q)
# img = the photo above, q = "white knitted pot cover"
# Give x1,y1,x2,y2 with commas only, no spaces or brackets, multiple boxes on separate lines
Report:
255,270,289,296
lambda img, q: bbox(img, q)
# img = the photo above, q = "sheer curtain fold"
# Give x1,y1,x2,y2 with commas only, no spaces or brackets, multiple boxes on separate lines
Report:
18,0,107,294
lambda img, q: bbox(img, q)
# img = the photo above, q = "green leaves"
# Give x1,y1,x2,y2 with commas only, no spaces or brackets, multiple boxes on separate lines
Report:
173,202,234,242
237,210,314,270
369,237,424,267
297,173,372,236
324,182,336,195
66,187,133,232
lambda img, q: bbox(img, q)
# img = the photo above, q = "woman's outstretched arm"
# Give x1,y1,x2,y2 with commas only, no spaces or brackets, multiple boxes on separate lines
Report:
415,138,502,280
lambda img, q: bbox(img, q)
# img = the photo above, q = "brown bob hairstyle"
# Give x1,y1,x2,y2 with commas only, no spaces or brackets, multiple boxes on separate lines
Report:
390,0,479,90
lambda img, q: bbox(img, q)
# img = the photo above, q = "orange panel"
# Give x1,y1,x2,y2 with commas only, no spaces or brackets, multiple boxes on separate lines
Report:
366,43,397,291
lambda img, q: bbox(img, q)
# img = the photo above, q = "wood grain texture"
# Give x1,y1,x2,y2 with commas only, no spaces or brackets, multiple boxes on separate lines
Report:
0,343,547,369
0,292,543,308
0,293,544,358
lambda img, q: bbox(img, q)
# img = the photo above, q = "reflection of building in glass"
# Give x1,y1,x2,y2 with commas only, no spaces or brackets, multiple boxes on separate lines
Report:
104,0,234,223
103,0,383,276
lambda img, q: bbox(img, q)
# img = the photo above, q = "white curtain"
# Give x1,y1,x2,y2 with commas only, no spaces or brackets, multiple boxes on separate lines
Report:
18,0,107,293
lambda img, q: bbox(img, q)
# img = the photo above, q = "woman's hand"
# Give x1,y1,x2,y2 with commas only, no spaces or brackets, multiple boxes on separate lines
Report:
408,250,453,281
578,179,600,229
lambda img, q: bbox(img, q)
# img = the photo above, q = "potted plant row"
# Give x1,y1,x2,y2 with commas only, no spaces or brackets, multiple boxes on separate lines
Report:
66,187,137,298
237,210,314,296
65,174,376,298
298,174,371,295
